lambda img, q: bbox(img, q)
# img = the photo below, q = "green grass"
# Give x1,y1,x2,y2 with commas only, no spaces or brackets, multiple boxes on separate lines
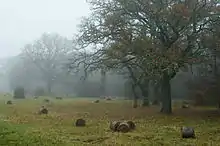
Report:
0,96,220,145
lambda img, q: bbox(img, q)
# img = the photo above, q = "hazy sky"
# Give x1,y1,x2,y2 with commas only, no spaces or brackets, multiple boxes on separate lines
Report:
0,0,90,58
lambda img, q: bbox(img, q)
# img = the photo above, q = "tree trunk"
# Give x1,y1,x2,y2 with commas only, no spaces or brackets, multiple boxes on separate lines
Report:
140,81,149,107
100,69,106,96
160,70,172,114
131,83,138,108
152,82,161,105
47,79,52,95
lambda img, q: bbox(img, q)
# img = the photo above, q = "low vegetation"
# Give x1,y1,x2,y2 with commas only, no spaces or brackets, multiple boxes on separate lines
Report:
1,95,220,145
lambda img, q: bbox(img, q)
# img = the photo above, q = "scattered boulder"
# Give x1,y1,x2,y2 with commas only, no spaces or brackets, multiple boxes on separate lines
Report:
110,121,121,132
6,100,12,105
56,97,62,100
94,100,100,103
75,118,86,127
181,127,195,138
117,122,130,133
126,120,136,130
38,106,48,115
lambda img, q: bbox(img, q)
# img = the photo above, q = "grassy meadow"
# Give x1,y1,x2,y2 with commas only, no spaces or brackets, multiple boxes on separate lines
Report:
0,95,220,146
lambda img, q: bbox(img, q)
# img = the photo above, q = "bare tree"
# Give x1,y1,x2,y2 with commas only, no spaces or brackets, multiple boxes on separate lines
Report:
22,33,72,94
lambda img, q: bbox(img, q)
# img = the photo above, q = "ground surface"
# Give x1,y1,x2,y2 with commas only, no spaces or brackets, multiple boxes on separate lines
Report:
0,96,220,146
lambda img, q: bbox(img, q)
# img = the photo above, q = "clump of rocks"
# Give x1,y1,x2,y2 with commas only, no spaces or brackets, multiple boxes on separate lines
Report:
110,120,136,133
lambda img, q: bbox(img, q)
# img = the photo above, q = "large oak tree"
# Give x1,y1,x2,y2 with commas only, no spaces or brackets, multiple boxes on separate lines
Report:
72,0,220,113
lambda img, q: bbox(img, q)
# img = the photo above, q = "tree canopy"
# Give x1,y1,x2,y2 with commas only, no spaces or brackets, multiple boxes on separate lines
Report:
70,0,220,113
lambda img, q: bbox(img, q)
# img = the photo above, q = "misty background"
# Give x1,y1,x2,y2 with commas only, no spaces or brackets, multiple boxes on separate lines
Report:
0,0,193,99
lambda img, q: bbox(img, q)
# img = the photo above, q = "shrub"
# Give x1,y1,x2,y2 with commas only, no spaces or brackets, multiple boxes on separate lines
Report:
55,97,62,100
6,100,12,105
34,87,45,96
13,86,25,99
94,100,99,103
44,99,50,103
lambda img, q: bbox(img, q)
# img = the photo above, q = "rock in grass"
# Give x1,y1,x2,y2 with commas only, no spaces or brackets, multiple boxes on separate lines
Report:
126,121,136,130
181,127,195,138
110,121,121,132
75,119,86,127
38,106,48,115
117,122,130,133
6,100,12,105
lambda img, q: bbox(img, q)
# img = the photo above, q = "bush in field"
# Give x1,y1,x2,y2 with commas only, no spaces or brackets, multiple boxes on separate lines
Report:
55,97,62,100
186,75,220,107
13,86,25,99
6,100,12,105
34,87,45,96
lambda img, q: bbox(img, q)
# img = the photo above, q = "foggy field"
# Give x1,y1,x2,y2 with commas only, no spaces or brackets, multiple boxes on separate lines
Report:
0,96,219,146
